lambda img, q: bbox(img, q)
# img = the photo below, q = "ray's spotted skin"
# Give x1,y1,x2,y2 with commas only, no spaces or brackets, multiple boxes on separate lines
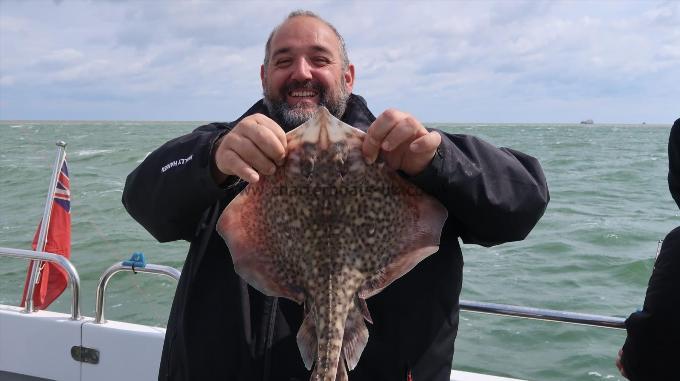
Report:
217,107,448,381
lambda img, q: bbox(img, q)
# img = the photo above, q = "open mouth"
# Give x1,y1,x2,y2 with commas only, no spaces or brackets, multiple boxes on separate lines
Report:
287,89,320,105
283,81,323,107
288,89,319,98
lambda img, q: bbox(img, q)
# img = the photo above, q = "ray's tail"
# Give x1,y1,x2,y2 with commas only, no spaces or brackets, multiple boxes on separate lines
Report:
297,297,370,381
308,300,347,381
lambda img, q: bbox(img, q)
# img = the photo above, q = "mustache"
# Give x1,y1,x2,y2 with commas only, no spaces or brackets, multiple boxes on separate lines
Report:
282,80,324,95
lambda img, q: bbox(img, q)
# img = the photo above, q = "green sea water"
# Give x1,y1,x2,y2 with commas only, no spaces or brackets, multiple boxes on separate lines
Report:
0,120,676,381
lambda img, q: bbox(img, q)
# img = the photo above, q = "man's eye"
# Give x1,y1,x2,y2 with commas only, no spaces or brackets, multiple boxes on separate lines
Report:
313,57,330,65
276,59,292,67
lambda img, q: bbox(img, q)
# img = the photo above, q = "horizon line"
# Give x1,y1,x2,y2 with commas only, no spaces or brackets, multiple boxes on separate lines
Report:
0,119,672,126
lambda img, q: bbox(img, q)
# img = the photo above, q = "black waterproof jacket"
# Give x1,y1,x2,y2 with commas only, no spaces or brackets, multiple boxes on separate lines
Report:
122,94,550,381
622,118,680,381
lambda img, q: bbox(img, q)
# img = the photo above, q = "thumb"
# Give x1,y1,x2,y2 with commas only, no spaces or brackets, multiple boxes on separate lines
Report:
409,131,441,153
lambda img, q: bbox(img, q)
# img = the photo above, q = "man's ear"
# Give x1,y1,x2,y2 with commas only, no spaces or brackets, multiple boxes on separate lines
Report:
260,64,265,86
344,63,355,92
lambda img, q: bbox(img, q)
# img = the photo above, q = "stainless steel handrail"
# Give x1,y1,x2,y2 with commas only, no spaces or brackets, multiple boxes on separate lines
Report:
95,262,181,324
460,299,626,329
0,246,81,320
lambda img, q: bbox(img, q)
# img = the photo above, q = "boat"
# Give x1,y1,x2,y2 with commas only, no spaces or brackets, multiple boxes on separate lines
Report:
0,245,628,381
1,246,531,381
580,119,594,125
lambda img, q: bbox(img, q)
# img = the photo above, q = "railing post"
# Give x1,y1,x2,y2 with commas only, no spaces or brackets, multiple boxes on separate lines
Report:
95,262,181,324
24,141,67,312
1,247,81,320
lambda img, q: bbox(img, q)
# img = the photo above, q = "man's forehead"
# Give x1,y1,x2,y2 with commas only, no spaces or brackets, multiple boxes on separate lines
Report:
269,16,340,56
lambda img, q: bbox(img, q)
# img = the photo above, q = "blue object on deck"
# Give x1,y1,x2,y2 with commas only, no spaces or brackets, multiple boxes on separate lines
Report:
122,252,146,268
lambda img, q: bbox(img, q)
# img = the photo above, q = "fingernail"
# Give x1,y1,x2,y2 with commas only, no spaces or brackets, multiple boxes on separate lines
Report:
382,141,391,151
410,142,420,152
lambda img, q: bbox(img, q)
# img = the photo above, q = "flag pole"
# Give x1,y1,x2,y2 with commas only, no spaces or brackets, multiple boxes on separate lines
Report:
23,141,67,313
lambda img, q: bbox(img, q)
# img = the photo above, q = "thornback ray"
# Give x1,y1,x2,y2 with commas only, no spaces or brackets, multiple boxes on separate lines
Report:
217,106,448,381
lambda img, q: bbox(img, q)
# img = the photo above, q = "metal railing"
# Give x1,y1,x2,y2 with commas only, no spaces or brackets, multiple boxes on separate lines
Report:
0,246,81,320
460,299,626,329
94,262,181,324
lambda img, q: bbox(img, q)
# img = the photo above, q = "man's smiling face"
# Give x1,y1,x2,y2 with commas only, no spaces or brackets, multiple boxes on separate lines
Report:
261,15,354,130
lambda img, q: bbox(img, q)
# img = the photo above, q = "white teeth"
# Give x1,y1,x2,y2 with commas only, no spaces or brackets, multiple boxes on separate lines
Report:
290,90,317,97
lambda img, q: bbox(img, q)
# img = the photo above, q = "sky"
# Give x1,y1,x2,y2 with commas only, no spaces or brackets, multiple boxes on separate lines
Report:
0,0,678,123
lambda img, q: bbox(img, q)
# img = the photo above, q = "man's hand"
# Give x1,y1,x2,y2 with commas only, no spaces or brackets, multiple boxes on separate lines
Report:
616,348,628,379
362,109,441,176
212,113,287,184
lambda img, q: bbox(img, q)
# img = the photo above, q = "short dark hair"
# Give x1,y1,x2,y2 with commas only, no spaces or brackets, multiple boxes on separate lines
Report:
263,10,349,70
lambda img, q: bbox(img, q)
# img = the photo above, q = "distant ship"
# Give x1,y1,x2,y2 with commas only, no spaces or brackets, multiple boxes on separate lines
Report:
580,119,594,124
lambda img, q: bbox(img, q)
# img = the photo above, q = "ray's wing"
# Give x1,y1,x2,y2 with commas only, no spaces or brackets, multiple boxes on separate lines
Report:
359,172,448,299
217,180,304,304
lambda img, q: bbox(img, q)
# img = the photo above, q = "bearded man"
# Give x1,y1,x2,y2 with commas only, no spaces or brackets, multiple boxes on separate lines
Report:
123,10,549,381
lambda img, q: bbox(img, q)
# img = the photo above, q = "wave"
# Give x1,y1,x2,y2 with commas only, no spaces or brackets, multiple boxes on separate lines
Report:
73,149,115,158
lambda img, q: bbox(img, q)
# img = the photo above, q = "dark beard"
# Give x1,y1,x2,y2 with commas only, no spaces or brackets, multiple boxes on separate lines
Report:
263,79,349,130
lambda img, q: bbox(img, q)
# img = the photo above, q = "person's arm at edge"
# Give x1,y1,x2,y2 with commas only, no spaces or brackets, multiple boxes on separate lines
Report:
620,226,680,380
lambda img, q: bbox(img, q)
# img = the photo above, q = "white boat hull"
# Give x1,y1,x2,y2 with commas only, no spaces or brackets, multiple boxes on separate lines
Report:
0,305,525,381
0,305,164,381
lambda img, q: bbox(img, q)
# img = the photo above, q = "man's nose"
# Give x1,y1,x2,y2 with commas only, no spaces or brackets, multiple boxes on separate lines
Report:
290,58,313,81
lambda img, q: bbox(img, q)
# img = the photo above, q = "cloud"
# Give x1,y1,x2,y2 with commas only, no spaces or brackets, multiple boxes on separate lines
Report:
0,0,678,122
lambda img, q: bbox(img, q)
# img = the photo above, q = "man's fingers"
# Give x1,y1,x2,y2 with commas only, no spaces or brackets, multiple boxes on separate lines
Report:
409,131,442,153
368,108,403,140
220,150,259,183
232,137,278,177
361,134,381,164
616,349,627,378
243,122,287,165
252,114,288,157
381,118,419,151
212,113,286,183
362,109,403,163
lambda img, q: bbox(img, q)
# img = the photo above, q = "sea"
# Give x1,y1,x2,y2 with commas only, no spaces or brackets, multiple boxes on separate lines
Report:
0,120,676,381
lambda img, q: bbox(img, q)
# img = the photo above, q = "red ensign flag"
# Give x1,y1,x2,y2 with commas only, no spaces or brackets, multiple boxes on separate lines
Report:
21,160,71,310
